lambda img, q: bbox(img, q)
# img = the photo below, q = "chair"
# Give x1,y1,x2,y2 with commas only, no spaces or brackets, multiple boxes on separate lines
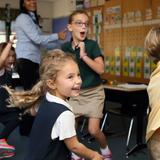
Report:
79,100,137,150
101,101,136,149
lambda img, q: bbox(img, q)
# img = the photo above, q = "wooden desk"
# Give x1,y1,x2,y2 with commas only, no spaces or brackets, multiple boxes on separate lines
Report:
103,84,149,156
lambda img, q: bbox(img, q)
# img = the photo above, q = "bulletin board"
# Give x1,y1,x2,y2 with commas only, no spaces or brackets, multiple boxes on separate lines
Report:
102,0,122,82
101,0,160,84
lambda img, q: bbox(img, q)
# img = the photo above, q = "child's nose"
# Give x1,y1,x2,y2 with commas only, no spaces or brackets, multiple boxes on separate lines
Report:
77,77,82,84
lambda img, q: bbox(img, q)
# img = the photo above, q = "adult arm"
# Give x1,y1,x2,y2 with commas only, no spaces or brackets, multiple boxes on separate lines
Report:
42,40,61,50
16,15,66,46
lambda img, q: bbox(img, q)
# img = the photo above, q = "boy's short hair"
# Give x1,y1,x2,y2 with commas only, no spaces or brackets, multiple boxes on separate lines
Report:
144,26,160,61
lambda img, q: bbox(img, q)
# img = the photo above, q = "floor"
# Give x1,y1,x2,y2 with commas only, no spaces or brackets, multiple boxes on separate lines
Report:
0,110,149,160
78,114,149,160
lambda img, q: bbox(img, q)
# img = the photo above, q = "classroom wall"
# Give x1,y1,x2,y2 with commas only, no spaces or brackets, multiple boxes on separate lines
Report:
0,0,58,33
0,0,76,19
0,0,18,9
100,0,160,83
52,0,75,18
0,0,77,19
0,0,54,18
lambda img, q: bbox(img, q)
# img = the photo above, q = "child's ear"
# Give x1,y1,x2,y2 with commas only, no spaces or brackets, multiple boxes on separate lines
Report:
46,79,56,90
67,24,72,32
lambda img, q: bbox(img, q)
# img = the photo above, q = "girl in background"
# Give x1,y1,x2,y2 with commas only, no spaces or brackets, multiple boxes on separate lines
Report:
62,10,112,160
5,49,104,160
0,36,22,159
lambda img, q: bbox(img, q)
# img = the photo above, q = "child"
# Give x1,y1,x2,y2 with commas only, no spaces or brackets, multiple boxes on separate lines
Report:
0,40,16,86
0,43,16,70
61,10,112,160
144,26,160,160
5,49,104,160
0,36,22,159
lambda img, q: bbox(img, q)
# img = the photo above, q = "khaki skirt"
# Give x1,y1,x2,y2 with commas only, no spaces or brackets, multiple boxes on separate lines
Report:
68,85,105,118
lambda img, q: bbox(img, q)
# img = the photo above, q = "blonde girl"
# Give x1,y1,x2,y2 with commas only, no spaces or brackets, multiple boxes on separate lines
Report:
5,49,104,160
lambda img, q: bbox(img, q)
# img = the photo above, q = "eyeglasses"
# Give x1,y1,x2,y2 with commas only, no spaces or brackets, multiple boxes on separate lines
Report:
72,21,89,27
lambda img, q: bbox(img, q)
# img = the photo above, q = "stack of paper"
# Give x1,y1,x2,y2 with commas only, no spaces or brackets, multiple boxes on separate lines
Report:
117,83,147,89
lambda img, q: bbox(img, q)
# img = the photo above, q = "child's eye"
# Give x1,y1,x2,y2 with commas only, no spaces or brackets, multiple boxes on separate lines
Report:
68,75,73,79
73,21,89,27
77,22,82,25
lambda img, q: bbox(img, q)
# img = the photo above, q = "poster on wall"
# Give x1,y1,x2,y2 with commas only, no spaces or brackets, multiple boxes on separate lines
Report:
104,5,121,29
122,47,129,77
115,47,121,76
93,10,102,46
143,51,150,79
110,56,115,75
135,47,143,78
129,47,136,77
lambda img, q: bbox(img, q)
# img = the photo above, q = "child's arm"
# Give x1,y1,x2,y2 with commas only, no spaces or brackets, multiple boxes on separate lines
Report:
0,36,15,69
78,42,104,75
64,136,104,160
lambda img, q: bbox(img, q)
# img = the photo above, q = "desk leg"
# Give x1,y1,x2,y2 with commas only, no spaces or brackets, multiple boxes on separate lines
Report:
126,143,147,157
126,104,147,157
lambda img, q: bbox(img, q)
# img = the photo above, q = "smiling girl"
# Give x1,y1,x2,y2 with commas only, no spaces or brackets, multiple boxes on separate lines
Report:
4,49,104,160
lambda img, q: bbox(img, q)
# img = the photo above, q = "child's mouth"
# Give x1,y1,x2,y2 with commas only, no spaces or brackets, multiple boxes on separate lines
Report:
72,86,81,91
80,32,85,37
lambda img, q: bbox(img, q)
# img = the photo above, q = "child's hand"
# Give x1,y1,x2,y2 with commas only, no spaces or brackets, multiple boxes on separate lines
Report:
78,42,87,59
9,35,16,44
79,41,85,52
92,152,104,160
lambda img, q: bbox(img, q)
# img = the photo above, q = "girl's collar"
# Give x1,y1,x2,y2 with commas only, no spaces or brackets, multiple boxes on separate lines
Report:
70,37,88,43
70,38,87,50
46,92,73,111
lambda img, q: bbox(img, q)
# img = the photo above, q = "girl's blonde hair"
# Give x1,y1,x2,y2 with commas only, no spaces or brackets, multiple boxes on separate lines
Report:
144,26,160,61
4,49,76,115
